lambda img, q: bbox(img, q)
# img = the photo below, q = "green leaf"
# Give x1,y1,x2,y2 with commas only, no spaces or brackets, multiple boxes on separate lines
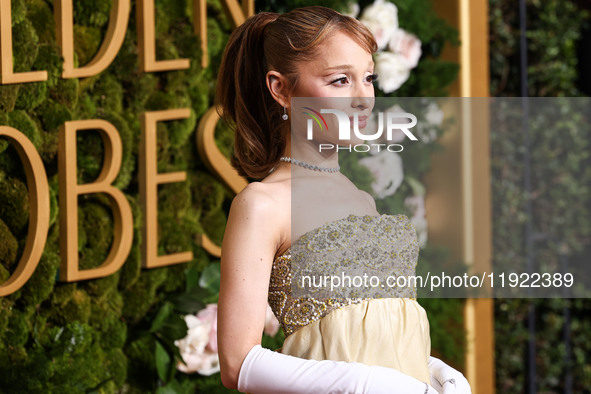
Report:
156,379,191,394
161,312,189,341
151,302,174,333
157,335,184,364
185,266,200,290
156,381,180,394
405,176,426,196
155,340,171,383
171,287,209,314
156,386,178,394
199,263,221,294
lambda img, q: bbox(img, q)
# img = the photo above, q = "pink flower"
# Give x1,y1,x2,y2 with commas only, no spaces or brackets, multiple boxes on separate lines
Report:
374,51,411,93
197,303,218,353
388,28,422,69
174,304,220,375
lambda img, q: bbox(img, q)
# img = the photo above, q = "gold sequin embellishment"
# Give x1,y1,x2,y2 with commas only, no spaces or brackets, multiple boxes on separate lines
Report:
268,214,420,337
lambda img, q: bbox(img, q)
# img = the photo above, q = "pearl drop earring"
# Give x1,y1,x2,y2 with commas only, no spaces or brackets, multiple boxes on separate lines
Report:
282,105,288,120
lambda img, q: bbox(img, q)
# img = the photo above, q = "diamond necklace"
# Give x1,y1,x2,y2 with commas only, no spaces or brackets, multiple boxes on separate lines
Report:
279,156,340,173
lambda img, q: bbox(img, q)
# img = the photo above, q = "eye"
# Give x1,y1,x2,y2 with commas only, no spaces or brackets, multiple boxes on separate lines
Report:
366,73,379,83
331,76,349,86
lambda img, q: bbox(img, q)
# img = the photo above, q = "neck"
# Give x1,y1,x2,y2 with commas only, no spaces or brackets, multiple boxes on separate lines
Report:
283,134,339,168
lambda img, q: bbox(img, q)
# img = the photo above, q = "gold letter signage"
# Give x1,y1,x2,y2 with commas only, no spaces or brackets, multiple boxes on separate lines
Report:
0,0,48,84
54,0,130,78
0,127,50,296
0,0,254,295
58,120,134,281
139,109,194,268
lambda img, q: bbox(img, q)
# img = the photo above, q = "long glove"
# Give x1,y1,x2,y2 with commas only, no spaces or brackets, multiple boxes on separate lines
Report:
427,356,471,394
238,344,438,394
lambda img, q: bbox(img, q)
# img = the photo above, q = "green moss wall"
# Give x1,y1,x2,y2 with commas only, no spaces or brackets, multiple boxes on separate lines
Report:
0,0,234,391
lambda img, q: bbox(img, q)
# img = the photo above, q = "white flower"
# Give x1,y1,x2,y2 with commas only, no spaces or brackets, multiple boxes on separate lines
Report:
176,315,209,356
388,28,422,69
175,305,220,376
342,1,360,18
416,126,437,143
374,51,411,93
359,150,404,198
177,351,220,376
404,195,428,248
174,303,279,376
411,214,428,248
415,102,443,143
405,194,426,218
424,102,443,126
360,0,399,50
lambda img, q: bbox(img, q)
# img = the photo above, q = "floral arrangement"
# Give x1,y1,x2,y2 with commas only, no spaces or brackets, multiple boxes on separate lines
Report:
356,98,445,248
174,303,280,376
145,261,284,392
346,0,422,93
174,304,220,376
338,0,450,249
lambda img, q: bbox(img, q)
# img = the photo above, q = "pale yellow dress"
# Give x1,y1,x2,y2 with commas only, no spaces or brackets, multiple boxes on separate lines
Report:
268,214,432,384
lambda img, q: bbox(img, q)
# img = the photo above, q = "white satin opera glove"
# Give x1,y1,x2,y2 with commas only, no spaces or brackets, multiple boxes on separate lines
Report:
427,356,471,394
238,344,439,394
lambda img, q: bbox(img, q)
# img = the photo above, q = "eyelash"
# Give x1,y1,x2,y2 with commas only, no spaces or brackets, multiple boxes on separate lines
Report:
331,73,379,85
367,73,379,82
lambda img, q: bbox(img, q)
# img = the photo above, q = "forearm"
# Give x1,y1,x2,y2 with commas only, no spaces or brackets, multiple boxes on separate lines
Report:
238,344,437,394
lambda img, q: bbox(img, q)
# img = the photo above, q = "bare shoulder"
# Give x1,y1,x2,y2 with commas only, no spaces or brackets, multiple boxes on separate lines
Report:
231,180,289,218
359,188,377,211
226,179,290,254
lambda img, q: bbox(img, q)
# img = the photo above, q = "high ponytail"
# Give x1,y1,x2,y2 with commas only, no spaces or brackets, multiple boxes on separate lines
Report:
215,7,378,180
216,12,282,180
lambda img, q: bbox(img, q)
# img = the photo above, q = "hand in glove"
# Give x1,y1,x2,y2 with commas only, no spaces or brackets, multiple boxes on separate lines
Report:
427,356,471,394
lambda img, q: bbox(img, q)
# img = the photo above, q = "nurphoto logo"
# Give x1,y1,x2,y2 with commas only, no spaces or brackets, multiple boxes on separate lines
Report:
304,108,418,153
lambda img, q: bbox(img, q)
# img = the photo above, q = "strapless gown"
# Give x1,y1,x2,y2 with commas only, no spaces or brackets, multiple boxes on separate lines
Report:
268,214,431,384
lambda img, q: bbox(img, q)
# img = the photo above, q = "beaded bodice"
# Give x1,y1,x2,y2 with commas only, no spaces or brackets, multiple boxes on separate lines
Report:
268,214,420,337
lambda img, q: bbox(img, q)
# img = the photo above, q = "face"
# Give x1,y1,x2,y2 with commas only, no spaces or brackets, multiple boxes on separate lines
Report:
291,30,376,99
289,30,376,146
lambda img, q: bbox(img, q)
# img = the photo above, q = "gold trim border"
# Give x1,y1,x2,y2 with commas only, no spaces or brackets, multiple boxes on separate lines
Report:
429,0,495,392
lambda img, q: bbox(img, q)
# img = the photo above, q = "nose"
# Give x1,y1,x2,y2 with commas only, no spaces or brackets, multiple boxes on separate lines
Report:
351,97,372,111
351,96,375,113
351,80,374,109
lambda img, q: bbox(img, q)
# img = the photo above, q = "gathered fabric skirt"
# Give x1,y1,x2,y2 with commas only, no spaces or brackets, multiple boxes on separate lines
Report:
279,297,431,384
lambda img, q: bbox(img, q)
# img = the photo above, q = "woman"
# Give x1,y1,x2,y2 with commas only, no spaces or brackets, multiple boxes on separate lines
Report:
216,6,471,393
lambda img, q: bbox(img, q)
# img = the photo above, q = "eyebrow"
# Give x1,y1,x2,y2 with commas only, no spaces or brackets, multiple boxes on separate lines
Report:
325,61,375,71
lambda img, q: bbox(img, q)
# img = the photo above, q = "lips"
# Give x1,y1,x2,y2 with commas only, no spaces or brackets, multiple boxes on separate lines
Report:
350,115,368,129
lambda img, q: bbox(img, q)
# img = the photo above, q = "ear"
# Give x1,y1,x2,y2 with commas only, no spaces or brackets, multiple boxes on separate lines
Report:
266,70,291,108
